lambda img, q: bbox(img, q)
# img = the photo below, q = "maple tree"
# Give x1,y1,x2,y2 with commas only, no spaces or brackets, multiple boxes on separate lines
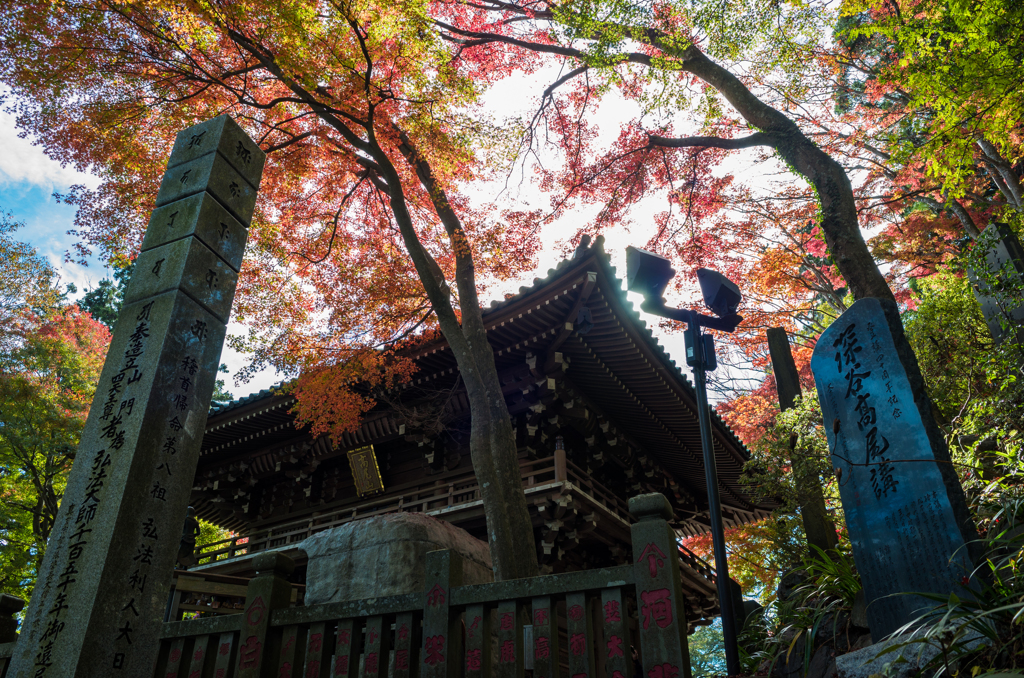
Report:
0,225,110,599
1,0,542,579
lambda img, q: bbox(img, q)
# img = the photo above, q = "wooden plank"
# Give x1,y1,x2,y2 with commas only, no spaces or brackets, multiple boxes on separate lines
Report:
185,634,211,678
464,603,490,678
393,611,419,678
600,588,631,678
212,632,236,678
421,550,463,678
362,615,390,678
531,596,558,678
452,566,633,606
495,600,523,678
330,618,361,678
162,637,187,678
278,624,303,678
304,621,332,678
566,592,595,678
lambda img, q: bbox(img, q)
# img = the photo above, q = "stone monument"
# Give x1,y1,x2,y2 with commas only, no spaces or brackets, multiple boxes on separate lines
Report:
10,115,265,677
812,298,976,640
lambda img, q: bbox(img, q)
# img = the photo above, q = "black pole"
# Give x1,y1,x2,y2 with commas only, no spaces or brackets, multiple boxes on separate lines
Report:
687,318,741,676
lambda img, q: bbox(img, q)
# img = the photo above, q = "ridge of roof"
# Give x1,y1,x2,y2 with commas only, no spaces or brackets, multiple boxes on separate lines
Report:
205,239,750,457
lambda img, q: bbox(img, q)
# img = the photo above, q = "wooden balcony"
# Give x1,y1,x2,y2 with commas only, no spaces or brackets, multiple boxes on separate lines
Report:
189,452,720,621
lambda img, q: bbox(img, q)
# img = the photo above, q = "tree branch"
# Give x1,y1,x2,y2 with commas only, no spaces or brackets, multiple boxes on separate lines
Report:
648,132,776,150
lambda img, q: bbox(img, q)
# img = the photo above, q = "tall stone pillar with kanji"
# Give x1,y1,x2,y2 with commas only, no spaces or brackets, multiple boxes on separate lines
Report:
10,115,265,678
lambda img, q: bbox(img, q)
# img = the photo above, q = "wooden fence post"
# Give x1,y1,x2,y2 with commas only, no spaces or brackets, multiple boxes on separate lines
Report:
421,550,463,678
237,552,295,678
629,494,692,678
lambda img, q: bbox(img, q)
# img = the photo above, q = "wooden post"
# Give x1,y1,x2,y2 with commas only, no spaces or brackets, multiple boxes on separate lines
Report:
766,328,837,553
237,552,296,678
554,447,567,483
421,550,463,678
629,493,692,678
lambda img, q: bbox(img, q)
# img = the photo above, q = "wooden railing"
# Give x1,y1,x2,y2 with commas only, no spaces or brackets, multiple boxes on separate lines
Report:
150,492,696,678
193,452,633,566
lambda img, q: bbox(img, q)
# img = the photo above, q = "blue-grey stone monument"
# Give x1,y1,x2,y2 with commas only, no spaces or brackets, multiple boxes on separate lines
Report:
812,298,976,640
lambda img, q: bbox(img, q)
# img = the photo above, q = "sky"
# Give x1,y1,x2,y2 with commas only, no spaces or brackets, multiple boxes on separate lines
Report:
0,77,754,403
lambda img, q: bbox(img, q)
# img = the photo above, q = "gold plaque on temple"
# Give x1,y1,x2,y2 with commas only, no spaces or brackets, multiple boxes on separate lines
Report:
347,445,385,497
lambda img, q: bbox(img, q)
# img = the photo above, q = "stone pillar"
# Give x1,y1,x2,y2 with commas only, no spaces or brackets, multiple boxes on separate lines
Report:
237,552,296,678
10,115,265,678
420,550,463,678
629,493,692,678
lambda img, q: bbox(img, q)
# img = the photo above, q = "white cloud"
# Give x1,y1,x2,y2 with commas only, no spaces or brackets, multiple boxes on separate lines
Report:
0,108,100,190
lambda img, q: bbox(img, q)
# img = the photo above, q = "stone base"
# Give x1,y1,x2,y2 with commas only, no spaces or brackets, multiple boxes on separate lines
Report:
297,512,493,605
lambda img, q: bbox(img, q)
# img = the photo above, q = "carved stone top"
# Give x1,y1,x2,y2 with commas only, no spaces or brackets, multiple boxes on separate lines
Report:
167,114,267,190
628,493,674,522
253,551,296,578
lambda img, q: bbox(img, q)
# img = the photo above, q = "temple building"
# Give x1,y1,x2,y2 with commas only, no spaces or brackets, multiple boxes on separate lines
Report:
178,238,774,627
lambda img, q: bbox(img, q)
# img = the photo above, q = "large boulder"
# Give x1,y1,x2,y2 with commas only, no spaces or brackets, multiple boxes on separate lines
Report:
297,512,493,606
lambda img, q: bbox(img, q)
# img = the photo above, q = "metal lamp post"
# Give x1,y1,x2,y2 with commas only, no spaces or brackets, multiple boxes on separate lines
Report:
625,246,743,677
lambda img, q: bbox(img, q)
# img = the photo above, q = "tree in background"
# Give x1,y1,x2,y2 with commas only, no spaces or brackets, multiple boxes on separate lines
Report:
1,0,542,579
77,264,134,331
0,221,110,599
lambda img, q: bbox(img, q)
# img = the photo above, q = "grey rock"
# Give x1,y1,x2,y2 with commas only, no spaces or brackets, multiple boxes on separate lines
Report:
297,512,493,605
166,114,267,190
126,236,239,323
156,150,260,226
835,629,985,678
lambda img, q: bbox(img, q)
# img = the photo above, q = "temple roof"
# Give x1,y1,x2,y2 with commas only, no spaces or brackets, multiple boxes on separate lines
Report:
198,239,774,532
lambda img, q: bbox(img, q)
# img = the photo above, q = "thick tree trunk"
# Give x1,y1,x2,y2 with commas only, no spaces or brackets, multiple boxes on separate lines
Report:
228,30,540,580
673,47,982,556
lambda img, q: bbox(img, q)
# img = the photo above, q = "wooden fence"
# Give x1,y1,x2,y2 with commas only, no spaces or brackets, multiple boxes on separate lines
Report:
0,493,705,678
153,493,696,678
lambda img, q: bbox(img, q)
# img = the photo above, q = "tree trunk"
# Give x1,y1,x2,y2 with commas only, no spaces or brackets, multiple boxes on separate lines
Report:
674,47,981,556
